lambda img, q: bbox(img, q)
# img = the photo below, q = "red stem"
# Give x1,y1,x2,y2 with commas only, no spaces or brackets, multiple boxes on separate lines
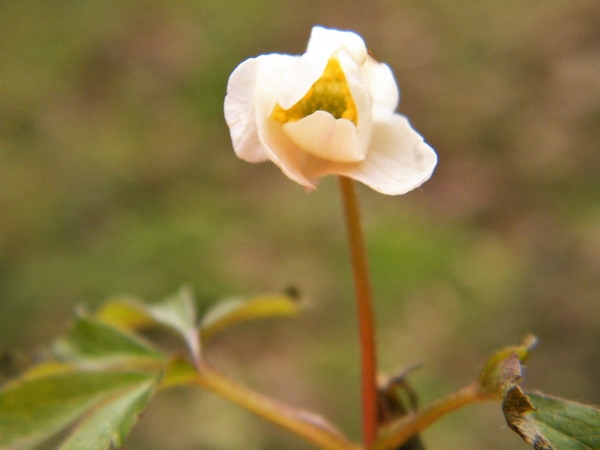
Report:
338,176,378,449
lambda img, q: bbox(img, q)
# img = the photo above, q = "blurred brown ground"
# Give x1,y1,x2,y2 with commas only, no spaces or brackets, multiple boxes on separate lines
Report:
0,1,599,449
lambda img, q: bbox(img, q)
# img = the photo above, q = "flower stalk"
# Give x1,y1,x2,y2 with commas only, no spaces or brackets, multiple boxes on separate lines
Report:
339,176,378,449
225,25,437,449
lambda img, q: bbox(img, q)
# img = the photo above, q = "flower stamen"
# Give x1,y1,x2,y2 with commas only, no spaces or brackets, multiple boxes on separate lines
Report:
272,57,358,125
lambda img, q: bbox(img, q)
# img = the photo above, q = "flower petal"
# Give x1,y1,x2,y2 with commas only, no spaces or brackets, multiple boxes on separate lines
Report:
257,116,319,190
306,26,368,66
224,54,298,162
308,114,437,195
349,115,436,194
362,57,400,119
338,51,373,156
277,28,370,109
283,111,363,162
276,51,330,110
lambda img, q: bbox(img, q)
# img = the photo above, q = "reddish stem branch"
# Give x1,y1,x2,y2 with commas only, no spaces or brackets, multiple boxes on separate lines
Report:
339,176,378,449
375,382,496,449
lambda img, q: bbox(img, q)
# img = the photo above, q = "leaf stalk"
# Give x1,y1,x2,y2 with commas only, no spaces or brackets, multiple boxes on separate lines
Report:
375,382,496,449
191,363,360,450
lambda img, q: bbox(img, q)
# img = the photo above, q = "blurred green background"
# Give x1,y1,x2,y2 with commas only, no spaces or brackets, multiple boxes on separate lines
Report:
1,1,599,449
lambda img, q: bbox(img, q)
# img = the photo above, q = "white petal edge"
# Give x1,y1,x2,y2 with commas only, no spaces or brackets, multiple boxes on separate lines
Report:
257,116,319,190
307,26,368,66
362,57,400,119
338,51,373,157
224,57,266,162
224,54,298,163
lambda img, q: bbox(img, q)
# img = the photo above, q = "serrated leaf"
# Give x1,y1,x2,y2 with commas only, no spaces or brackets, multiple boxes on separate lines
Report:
200,294,301,343
59,377,158,450
147,287,197,342
54,316,165,367
503,387,600,450
96,288,200,364
146,287,200,364
0,371,156,449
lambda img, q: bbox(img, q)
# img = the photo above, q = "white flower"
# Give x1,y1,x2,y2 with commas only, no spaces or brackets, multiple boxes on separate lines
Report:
224,26,437,195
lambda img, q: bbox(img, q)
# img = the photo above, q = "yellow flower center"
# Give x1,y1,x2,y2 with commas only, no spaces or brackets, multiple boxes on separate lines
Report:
272,57,358,126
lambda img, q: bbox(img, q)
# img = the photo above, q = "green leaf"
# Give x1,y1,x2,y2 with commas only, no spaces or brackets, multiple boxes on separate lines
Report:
200,293,302,343
147,287,197,343
146,287,200,364
95,296,158,331
54,316,165,367
503,387,600,450
0,370,157,449
95,288,200,364
529,392,600,450
59,377,158,450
